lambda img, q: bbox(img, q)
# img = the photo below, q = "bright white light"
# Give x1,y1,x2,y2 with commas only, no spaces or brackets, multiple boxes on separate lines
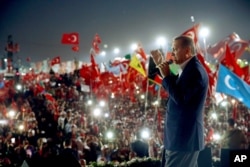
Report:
141,94,145,99
200,27,209,38
106,131,114,139
114,48,120,54
221,100,229,107
231,99,236,104
213,133,221,141
99,100,106,107
141,128,150,139
0,119,8,125
7,110,16,118
19,124,25,131
131,43,137,51
87,100,92,105
104,113,109,118
211,112,217,120
111,93,115,98
153,100,159,106
16,84,22,90
104,44,108,48
93,108,102,117
156,36,167,46
100,51,106,56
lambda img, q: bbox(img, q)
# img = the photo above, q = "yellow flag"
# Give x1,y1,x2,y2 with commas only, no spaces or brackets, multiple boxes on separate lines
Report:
129,54,146,77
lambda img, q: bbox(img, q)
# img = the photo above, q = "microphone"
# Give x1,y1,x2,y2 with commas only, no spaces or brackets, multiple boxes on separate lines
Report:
166,60,173,65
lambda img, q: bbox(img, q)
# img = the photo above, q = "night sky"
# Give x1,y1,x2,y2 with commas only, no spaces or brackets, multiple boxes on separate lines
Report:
0,0,249,65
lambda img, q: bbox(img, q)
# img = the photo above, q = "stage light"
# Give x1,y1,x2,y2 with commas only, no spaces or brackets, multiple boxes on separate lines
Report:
106,131,114,139
104,113,109,118
114,48,120,54
141,128,150,139
213,133,221,141
156,36,167,47
18,124,25,131
7,110,16,119
131,43,137,51
99,100,106,107
93,108,102,117
211,112,217,120
87,100,92,105
100,51,106,56
16,84,22,91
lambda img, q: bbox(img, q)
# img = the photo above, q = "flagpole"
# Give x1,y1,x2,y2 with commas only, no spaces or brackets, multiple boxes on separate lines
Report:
144,77,149,112
144,56,150,113
154,86,163,145
89,48,95,99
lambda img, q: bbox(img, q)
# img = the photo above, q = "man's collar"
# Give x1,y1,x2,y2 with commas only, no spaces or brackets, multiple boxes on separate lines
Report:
179,56,194,70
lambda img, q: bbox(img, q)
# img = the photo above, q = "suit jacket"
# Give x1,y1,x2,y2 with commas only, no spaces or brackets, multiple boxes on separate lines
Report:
162,56,208,151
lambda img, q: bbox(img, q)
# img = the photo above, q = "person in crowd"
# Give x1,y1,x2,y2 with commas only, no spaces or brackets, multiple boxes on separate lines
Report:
221,118,248,150
152,35,209,167
57,138,81,167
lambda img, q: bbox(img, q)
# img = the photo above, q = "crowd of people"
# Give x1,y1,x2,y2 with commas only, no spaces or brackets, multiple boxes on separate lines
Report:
0,64,249,166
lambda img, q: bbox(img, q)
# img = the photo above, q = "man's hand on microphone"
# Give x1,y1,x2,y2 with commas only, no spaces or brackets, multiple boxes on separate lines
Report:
157,61,171,78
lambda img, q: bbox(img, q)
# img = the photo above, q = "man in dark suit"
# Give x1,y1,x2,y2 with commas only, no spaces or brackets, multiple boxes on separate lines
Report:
152,35,209,167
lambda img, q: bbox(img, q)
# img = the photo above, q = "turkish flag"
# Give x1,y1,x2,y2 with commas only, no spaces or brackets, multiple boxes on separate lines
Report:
135,44,147,61
207,32,249,60
90,54,100,78
92,33,102,54
181,23,200,45
51,56,61,66
221,45,244,78
241,65,250,84
72,45,79,52
61,32,79,45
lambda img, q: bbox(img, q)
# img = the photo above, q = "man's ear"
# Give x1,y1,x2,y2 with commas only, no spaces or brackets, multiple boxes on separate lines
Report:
185,47,191,56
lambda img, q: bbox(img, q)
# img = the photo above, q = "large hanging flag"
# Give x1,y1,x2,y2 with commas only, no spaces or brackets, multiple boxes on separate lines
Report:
197,53,216,97
61,32,79,45
129,54,146,77
216,64,250,108
221,45,244,78
181,23,200,45
207,32,249,61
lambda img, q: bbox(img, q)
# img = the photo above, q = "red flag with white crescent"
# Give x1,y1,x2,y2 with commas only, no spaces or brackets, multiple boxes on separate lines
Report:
61,32,79,45
181,23,200,45
207,32,249,60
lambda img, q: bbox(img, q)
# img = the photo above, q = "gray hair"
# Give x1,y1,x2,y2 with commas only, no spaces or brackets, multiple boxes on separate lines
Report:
174,35,196,55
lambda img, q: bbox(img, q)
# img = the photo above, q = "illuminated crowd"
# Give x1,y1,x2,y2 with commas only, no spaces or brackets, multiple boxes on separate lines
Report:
0,68,249,166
